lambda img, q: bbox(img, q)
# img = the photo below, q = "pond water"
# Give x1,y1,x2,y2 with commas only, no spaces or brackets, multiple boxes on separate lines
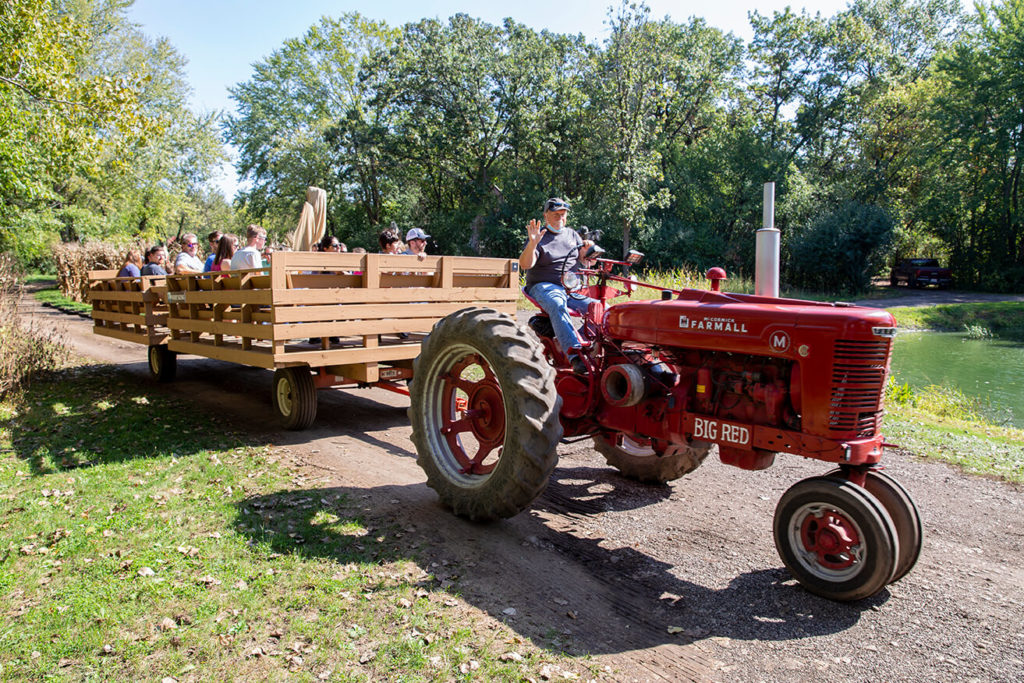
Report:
890,331,1024,428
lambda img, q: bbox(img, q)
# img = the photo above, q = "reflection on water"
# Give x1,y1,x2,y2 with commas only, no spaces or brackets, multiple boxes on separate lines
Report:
891,331,1024,427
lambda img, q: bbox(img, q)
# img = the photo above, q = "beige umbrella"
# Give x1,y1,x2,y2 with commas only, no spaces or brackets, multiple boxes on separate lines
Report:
289,186,327,251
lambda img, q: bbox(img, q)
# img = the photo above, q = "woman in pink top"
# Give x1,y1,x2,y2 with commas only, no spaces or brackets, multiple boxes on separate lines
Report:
211,235,238,271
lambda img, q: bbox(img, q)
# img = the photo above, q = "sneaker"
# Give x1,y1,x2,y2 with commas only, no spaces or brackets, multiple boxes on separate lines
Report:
568,353,588,375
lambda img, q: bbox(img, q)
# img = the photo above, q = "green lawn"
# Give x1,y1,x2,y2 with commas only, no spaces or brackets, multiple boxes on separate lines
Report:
0,367,588,681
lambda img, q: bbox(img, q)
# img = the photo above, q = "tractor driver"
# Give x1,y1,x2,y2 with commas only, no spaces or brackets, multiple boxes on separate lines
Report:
519,197,596,374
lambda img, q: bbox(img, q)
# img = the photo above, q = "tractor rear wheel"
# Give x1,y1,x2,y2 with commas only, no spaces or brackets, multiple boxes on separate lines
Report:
272,366,317,430
594,433,711,483
827,469,923,584
774,476,898,601
409,307,562,520
148,345,177,382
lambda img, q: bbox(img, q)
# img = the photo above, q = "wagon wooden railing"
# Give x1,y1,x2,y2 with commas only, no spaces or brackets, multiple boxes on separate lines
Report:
91,253,519,387
88,270,169,346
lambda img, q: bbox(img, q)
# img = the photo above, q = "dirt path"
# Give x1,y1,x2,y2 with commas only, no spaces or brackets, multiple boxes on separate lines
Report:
19,294,1024,682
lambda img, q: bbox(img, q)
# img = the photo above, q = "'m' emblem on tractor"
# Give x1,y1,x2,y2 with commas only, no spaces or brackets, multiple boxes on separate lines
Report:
679,315,748,333
769,331,791,353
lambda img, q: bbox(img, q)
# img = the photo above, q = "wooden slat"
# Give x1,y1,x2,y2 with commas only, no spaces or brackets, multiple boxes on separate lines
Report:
271,287,517,306
168,339,276,368
271,301,491,323
91,309,168,326
172,290,273,305
88,291,149,303
275,344,421,366
168,318,274,340
274,318,436,338
94,326,167,346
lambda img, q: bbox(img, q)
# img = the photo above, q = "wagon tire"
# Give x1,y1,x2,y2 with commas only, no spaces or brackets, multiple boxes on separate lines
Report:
273,367,317,430
148,345,177,383
774,476,898,601
594,433,711,483
409,307,562,521
827,469,923,584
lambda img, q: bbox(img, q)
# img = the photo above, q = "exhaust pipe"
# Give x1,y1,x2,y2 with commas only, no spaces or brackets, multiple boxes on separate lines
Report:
756,182,780,298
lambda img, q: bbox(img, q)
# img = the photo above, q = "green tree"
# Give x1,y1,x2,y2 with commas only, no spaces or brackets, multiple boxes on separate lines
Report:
919,0,1024,289
0,0,149,262
226,13,398,242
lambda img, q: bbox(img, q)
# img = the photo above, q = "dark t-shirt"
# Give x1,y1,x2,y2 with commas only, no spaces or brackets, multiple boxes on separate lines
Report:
141,262,167,276
524,227,583,289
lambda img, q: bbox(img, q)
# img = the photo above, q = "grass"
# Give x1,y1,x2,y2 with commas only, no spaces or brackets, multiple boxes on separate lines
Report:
33,287,92,316
884,379,1024,483
891,302,1024,339
0,366,591,681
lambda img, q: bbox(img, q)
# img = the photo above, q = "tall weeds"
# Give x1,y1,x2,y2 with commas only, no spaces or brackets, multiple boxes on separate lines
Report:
0,255,69,399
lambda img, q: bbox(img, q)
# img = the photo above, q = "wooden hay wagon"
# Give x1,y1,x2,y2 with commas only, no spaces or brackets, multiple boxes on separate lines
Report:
89,253,519,428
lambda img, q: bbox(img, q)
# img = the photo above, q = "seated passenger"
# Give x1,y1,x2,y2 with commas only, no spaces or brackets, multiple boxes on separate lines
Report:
403,228,430,261
117,249,142,278
203,231,223,272
378,229,401,254
141,245,168,276
230,224,267,271
211,235,238,272
174,232,205,274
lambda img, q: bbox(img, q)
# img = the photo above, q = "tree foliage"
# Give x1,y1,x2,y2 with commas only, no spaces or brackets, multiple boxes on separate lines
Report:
1,0,230,267
7,1,1024,293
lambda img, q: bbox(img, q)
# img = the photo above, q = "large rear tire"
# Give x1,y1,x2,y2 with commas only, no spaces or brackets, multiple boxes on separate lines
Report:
273,367,317,430
594,433,710,483
409,307,562,520
148,345,177,383
774,476,898,601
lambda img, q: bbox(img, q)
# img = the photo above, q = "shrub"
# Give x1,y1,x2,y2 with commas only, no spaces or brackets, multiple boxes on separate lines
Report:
52,241,126,303
787,201,894,293
0,254,69,399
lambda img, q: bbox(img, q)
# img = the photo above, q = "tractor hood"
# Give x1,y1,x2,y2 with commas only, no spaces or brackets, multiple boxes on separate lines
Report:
603,291,897,358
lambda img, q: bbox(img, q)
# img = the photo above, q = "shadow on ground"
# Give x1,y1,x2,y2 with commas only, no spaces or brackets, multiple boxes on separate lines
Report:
233,476,884,659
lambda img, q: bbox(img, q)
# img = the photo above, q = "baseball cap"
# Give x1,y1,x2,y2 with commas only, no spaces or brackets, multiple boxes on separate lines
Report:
405,228,431,241
543,197,571,212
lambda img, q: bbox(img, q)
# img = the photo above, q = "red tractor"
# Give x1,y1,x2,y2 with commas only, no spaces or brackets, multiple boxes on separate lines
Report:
409,254,922,601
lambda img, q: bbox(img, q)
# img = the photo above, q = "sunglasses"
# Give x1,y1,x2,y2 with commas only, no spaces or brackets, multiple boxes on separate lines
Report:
185,242,198,247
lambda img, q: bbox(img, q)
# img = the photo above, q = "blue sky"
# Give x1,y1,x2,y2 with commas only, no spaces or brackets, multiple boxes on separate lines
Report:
125,0,852,195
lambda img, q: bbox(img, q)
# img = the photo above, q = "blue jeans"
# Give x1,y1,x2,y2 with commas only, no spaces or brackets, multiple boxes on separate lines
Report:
527,282,595,354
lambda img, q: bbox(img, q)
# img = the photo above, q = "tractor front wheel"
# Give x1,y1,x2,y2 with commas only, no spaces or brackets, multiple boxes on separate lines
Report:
774,476,898,601
827,469,923,584
409,307,562,520
594,433,711,484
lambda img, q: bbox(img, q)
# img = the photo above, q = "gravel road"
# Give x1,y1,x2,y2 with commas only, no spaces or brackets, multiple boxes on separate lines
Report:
19,290,1024,682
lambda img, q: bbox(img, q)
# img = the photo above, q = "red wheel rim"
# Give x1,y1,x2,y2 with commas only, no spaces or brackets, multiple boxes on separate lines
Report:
440,353,506,475
799,507,862,570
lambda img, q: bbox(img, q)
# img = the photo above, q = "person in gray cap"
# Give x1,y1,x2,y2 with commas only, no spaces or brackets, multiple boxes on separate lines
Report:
403,228,430,261
518,197,597,374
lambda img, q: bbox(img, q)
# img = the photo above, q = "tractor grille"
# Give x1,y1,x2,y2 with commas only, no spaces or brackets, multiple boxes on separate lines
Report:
828,339,891,436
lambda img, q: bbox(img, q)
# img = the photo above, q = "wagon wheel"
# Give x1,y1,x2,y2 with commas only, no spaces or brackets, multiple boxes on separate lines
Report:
272,366,317,430
594,433,711,484
409,307,562,520
827,468,923,584
774,476,898,601
148,345,177,383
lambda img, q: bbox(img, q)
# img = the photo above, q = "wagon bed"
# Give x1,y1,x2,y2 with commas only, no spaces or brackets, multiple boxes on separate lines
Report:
89,252,519,427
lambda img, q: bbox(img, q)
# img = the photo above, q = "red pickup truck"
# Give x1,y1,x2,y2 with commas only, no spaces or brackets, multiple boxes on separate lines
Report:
889,258,953,288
